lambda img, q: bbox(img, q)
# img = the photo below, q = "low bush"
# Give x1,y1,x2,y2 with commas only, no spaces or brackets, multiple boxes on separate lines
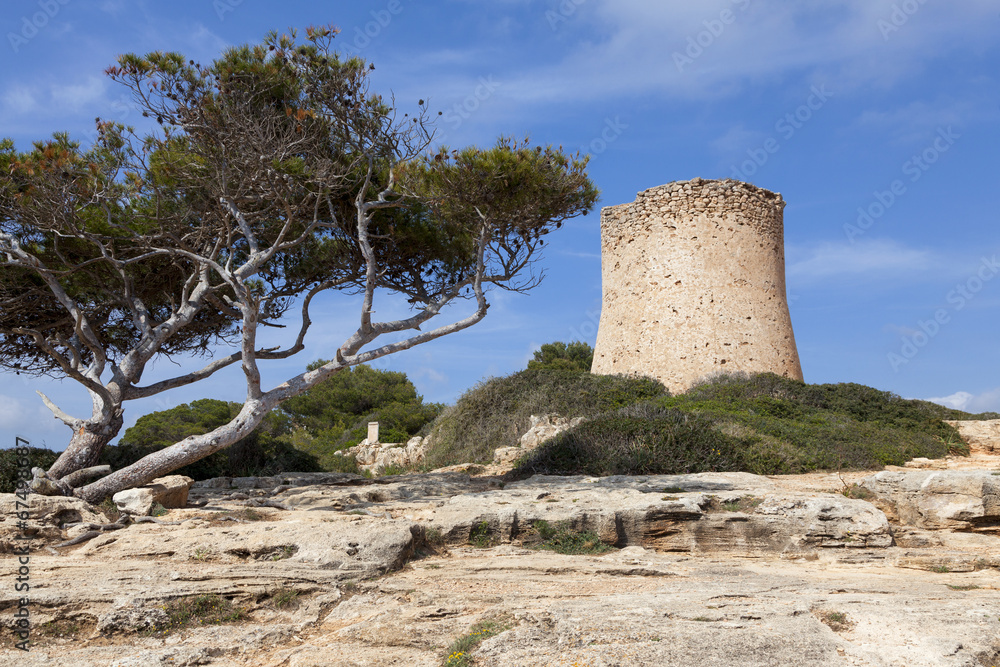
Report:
511,372,991,478
529,520,615,555
513,402,755,477
423,369,667,468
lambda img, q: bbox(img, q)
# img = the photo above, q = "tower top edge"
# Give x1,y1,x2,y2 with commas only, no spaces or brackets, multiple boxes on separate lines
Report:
600,178,784,213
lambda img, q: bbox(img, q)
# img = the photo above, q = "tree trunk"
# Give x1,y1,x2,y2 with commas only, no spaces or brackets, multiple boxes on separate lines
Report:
75,400,268,504
46,410,124,481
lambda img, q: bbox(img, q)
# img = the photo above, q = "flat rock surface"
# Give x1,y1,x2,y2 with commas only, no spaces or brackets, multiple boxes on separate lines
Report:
3,546,998,666
1,445,998,666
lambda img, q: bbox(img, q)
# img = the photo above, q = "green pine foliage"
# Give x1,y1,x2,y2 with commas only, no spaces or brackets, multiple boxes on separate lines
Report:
527,341,594,372
279,363,443,470
100,364,441,479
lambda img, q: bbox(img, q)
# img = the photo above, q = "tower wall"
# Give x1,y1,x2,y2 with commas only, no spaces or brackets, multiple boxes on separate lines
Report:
591,178,803,393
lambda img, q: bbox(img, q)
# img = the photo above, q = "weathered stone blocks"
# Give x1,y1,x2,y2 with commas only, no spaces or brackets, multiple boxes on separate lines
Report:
592,177,803,393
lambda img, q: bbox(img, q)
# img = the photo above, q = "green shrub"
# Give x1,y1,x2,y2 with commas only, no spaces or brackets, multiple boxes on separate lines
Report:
281,362,442,447
332,400,443,450
156,594,245,634
0,447,59,493
513,402,753,477
280,362,442,464
424,369,667,468
442,618,512,667
511,372,988,478
278,427,360,473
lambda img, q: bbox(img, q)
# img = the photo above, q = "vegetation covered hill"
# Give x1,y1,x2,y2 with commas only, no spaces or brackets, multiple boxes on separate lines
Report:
423,367,997,477
10,346,997,491
422,369,667,469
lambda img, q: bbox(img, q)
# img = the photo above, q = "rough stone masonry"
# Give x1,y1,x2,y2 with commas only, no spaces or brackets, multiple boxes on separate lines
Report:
592,178,803,393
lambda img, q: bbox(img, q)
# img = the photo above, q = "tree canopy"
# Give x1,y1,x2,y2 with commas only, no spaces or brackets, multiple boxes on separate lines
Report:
1,26,598,503
527,341,595,372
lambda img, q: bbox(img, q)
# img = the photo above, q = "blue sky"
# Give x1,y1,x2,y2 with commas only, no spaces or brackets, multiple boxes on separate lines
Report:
2,0,999,450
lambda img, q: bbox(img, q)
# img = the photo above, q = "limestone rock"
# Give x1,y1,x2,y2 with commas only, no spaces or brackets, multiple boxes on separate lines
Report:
0,493,106,552
860,470,1000,531
427,473,891,552
144,475,194,509
489,414,585,466
0,493,105,527
518,414,585,450
946,418,1000,454
113,475,194,515
339,435,427,475
97,598,170,634
491,446,524,466
113,488,155,516
3,460,1000,667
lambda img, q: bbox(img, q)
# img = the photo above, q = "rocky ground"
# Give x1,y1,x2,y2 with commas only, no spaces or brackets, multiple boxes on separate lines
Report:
0,421,998,666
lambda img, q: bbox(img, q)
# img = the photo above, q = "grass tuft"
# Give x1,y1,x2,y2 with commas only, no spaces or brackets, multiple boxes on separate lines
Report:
442,617,512,666
270,587,300,608
150,594,245,636
529,520,615,555
815,609,854,632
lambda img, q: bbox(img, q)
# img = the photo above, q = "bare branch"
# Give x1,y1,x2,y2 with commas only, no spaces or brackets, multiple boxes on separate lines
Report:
37,391,85,429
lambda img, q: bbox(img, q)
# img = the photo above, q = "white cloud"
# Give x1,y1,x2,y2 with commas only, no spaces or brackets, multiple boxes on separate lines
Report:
50,76,107,110
923,391,974,411
2,86,38,115
924,389,1000,414
186,24,229,57
851,98,984,145
468,0,1000,105
0,394,24,430
786,239,934,281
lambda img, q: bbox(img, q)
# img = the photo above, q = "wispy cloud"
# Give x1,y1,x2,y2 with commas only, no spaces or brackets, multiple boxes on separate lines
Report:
50,76,108,110
458,0,999,104
852,98,982,145
786,239,934,281
2,86,38,115
923,389,1000,414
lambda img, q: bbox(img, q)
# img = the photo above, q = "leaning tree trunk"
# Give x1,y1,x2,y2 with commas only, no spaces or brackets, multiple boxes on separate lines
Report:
46,410,125,481
74,400,269,504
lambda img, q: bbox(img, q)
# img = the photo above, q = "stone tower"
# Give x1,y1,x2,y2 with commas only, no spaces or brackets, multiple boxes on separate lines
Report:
591,178,803,393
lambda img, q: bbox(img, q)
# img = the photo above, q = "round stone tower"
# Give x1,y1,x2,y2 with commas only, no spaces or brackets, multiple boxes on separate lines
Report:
591,178,803,393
